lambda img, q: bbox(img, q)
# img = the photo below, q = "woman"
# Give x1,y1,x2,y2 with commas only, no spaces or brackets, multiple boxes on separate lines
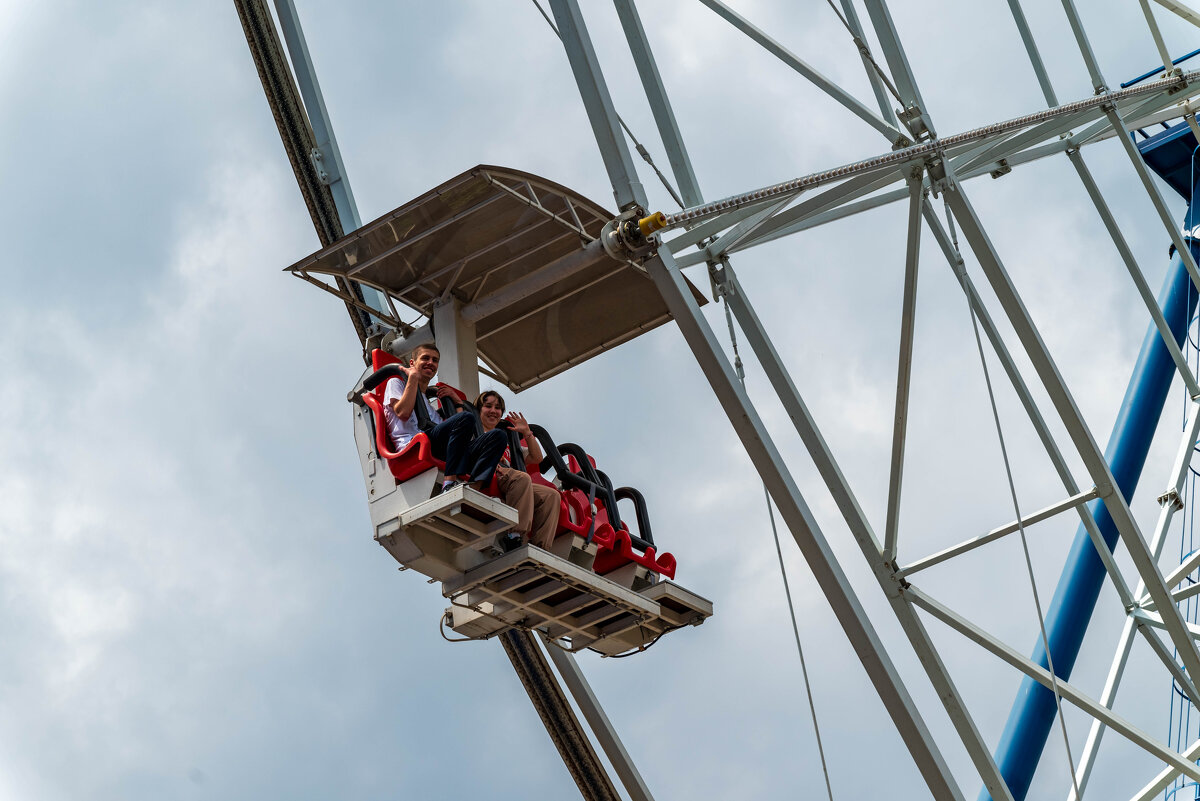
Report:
475,390,560,550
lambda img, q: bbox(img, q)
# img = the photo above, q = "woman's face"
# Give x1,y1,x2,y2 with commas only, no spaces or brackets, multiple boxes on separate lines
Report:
479,395,505,430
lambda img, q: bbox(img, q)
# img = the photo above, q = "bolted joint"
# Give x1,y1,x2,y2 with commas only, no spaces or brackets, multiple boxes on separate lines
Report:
601,207,660,262
897,104,931,141
707,259,735,301
1157,487,1184,512
309,147,331,185
989,159,1012,179
897,105,930,141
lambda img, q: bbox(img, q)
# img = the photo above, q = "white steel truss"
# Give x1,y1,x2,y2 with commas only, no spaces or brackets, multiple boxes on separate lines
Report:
548,0,1200,799
263,0,1200,797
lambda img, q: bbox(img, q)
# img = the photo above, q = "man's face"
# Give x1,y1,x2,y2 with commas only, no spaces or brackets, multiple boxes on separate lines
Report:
411,348,440,381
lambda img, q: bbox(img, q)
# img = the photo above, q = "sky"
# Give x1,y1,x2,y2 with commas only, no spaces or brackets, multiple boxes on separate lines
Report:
5,1,1200,799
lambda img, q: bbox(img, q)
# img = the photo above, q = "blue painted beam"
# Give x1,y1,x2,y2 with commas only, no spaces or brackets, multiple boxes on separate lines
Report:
981,232,1200,800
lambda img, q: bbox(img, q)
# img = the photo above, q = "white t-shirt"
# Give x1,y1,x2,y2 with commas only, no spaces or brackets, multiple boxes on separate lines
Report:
382,377,443,451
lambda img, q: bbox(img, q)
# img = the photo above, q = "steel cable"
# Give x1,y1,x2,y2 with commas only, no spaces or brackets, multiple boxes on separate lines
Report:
946,202,1084,799
529,0,685,208
717,273,835,801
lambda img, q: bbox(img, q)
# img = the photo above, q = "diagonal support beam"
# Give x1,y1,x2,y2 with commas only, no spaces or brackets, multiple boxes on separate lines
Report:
558,0,963,790
1059,0,1107,91
544,636,656,801
612,0,704,207
942,178,1200,714
718,265,1013,801
883,174,924,561
550,0,645,210
696,0,904,144
898,488,1101,579
647,251,965,801
1154,0,1200,27
837,0,899,125
1105,106,1200,294
1067,149,1200,398
1006,0,1059,106
860,0,933,135
1131,737,1200,800
907,586,1200,785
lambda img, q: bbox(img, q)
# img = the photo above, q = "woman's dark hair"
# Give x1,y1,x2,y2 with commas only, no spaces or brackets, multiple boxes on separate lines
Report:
474,390,506,414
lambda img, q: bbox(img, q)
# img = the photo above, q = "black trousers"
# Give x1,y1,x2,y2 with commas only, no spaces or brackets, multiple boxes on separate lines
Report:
428,411,507,484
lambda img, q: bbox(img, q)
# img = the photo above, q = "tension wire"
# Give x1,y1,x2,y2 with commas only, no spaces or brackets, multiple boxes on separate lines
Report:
529,0,685,208
717,269,835,801
944,202,1084,799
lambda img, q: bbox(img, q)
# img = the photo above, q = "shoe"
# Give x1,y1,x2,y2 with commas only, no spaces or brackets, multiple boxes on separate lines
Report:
497,532,523,553
439,478,466,495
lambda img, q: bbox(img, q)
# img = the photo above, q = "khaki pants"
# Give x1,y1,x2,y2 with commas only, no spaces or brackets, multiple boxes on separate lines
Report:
495,466,560,549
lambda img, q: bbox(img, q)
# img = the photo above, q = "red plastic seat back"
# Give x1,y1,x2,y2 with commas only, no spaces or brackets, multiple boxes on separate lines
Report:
593,527,677,580
365,350,445,481
365,350,504,498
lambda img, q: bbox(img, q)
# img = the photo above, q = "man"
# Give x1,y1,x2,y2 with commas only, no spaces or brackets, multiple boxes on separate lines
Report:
382,343,507,493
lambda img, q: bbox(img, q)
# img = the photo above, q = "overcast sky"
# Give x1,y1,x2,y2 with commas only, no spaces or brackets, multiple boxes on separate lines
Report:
5,1,1200,799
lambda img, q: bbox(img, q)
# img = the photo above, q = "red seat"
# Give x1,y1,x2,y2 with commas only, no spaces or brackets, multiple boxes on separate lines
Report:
533,447,673,578
593,526,677,580
529,468,608,545
364,350,445,482
365,349,499,495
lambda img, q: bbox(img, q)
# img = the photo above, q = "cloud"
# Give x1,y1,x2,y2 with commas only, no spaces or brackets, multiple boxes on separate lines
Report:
9,1,1200,799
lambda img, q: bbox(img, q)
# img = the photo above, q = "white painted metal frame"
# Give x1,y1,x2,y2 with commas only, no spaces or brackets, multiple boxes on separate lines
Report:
547,0,1200,798
275,0,1200,796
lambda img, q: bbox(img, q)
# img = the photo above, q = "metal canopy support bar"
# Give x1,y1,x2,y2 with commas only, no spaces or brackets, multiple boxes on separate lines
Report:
431,299,480,401
549,0,645,210
647,251,964,801
695,0,904,144
717,264,1012,801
